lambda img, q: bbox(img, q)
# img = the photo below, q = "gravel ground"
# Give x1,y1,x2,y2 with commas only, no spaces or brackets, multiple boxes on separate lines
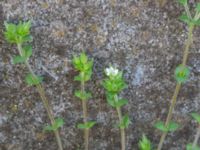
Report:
0,0,200,150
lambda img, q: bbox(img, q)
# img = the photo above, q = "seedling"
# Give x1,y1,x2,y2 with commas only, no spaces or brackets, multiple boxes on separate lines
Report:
4,21,64,150
102,66,130,150
155,1,200,149
138,134,152,150
72,52,96,150
186,113,200,150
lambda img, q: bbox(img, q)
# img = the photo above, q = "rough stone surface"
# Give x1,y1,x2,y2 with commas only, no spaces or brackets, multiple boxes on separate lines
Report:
0,0,200,150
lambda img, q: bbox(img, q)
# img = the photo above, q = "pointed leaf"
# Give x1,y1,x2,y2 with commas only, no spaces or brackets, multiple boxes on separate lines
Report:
25,74,43,86
77,121,96,129
119,114,130,129
13,55,26,64
74,90,92,101
44,118,64,132
191,113,200,124
138,134,152,150
179,13,191,24
22,45,32,58
167,121,180,132
80,52,88,64
196,3,200,12
115,99,128,107
54,118,64,128
154,121,168,132
186,143,200,150
178,0,187,5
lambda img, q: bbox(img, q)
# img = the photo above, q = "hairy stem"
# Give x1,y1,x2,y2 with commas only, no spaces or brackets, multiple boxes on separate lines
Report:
115,94,125,150
17,44,63,150
182,25,194,66
81,72,89,150
157,83,181,150
157,23,194,150
192,125,200,149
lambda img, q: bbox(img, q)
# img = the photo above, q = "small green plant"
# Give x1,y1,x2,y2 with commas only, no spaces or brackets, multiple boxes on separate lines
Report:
156,1,200,149
72,52,96,150
102,66,130,150
4,21,64,150
138,134,152,150
186,113,200,150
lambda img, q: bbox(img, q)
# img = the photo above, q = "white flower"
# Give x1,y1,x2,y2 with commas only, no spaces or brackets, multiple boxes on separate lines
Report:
105,66,119,77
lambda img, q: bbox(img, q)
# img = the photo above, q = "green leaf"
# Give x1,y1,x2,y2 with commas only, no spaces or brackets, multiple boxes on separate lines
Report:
82,70,92,82
138,134,152,150
54,118,64,128
115,99,128,107
154,121,168,132
191,19,200,26
80,52,88,64
175,65,190,83
13,55,26,64
4,21,32,44
74,74,82,81
154,121,179,132
22,35,33,42
167,121,180,132
77,121,96,129
191,113,200,124
196,3,200,12
16,21,31,37
4,22,17,43
186,143,200,150
22,45,32,58
44,118,64,131
179,13,191,24
72,52,93,73
178,0,187,5
74,90,92,101
102,74,127,93
119,114,130,129
106,92,116,107
25,74,43,86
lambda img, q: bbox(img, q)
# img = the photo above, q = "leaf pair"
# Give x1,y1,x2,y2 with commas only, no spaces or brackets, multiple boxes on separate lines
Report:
77,121,96,129
44,118,64,131
13,45,32,64
119,115,130,129
179,14,200,25
154,121,179,132
106,92,128,108
75,90,92,101
25,74,43,86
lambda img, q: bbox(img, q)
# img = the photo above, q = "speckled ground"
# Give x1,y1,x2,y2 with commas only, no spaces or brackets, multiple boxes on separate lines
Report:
0,0,200,150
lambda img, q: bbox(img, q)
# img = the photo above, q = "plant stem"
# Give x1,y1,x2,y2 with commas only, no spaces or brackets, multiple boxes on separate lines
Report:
192,125,200,149
114,94,125,150
157,23,195,150
182,25,194,66
116,107,126,150
81,72,89,150
17,44,63,150
157,83,181,150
